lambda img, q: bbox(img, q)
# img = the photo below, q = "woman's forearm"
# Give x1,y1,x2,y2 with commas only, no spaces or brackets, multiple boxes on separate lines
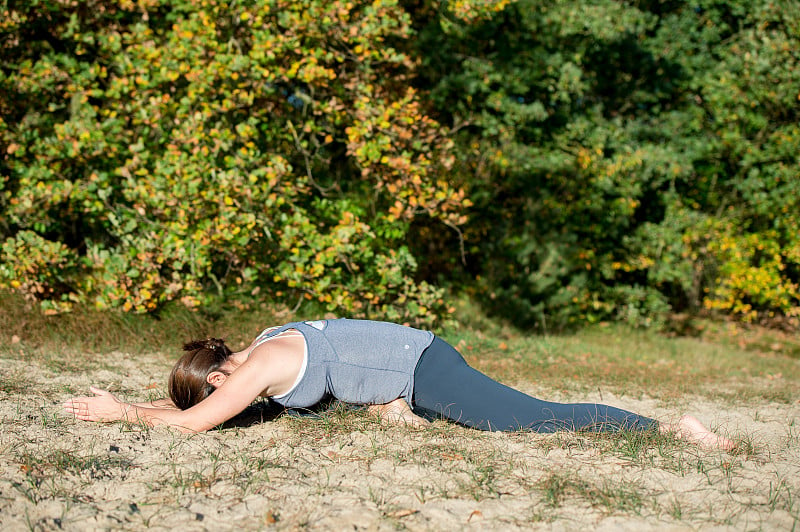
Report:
120,403,204,433
130,398,178,409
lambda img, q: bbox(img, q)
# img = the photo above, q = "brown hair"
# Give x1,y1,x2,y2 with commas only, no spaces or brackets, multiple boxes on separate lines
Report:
168,338,233,410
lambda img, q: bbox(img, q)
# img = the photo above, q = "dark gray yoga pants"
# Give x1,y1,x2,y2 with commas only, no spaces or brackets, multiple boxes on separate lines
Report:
412,337,657,432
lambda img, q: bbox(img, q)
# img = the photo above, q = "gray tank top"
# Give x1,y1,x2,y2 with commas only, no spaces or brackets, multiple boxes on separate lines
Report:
261,319,434,408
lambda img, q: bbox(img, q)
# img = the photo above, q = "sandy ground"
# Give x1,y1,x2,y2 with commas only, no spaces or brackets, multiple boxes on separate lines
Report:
1,352,798,531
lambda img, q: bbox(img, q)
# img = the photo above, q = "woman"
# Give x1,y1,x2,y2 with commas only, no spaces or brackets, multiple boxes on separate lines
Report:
64,318,734,450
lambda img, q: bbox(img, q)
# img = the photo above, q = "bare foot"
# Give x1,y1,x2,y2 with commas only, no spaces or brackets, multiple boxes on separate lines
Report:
661,414,735,451
369,399,430,428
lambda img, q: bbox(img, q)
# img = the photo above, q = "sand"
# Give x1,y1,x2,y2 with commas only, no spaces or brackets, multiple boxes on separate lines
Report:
1,352,798,530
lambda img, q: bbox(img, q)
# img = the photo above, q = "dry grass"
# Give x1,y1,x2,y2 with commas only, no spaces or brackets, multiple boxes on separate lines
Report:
0,292,798,530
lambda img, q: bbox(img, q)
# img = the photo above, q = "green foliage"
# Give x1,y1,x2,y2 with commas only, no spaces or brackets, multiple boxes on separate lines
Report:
2,0,798,329
0,0,464,325
415,0,800,329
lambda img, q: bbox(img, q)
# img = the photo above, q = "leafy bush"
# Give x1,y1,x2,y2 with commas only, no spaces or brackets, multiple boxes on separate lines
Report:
2,0,798,330
0,0,470,326
414,0,800,329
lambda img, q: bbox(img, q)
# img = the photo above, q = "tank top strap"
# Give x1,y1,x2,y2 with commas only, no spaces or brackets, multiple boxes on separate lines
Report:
247,322,307,356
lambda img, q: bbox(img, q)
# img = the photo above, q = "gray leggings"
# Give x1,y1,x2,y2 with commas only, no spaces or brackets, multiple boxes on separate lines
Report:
412,337,658,432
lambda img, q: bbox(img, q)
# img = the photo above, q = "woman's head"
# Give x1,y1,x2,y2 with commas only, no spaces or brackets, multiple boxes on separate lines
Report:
168,338,233,410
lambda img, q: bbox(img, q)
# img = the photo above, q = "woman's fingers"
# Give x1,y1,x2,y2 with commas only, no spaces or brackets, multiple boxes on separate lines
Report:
62,387,123,422
63,400,91,420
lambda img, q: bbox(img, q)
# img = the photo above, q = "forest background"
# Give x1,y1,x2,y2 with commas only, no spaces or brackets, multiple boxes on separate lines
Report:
2,0,799,332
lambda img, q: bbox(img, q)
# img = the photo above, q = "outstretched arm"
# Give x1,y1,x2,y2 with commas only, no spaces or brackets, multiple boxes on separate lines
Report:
132,398,177,409
64,352,275,433
63,387,193,431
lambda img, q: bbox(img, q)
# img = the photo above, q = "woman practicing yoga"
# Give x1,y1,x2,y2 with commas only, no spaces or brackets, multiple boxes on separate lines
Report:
64,318,734,449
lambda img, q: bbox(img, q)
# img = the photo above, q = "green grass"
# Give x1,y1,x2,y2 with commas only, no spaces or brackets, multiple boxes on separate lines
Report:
538,472,644,514
0,290,287,362
441,299,800,403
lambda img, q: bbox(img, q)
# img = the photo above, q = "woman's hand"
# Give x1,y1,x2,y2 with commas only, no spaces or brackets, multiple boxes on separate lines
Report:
63,387,129,423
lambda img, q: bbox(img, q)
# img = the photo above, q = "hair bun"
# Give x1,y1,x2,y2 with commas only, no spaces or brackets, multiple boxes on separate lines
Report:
181,337,232,362
203,338,226,353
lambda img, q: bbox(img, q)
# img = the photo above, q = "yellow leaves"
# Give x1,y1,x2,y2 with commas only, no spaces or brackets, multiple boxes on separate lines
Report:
576,148,592,170
448,0,514,23
389,200,405,219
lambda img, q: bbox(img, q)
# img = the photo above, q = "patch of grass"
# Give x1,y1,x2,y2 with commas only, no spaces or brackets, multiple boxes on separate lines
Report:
767,475,797,515
588,428,667,464
18,448,134,479
441,314,800,402
455,460,507,501
0,290,290,362
668,497,684,520
11,446,134,505
0,367,37,395
538,472,643,514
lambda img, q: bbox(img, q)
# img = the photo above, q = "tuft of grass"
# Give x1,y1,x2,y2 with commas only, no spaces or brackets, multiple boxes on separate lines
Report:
767,475,797,514
17,448,134,479
668,498,684,520
537,472,643,514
